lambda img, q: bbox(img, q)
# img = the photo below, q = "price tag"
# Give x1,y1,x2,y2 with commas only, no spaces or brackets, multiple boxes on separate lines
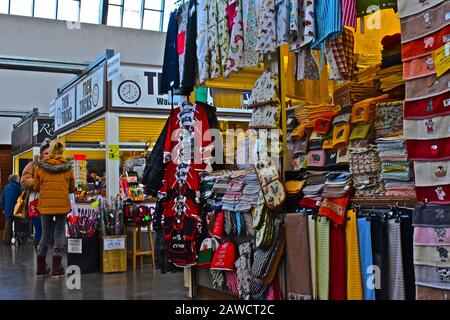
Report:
108,144,120,161
103,237,125,251
432,44,450,77
68,239,82,254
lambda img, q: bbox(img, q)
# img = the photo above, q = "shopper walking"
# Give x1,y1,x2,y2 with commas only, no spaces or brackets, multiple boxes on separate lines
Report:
34,140,75,279
1,175,22,245
21,138,51,252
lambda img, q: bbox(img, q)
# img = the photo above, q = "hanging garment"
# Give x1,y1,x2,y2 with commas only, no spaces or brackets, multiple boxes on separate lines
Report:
329,28,354,80
289,0,299,36
296,47,320,81
316,217,330,300
324,40,344,81
402,26,450,62
256,0,277,55
161,11,179,94
176,3,189,88
406,138,450,162
207,0,222,78
181,0,197,93
346,209,363,300
235,242,252,299
387,219,406,300
196,0,210,84
217,0,230,71
400,214,416,300
341,0,356,29
397,0,445,19
276,0,290,46
329,221,347,300
308,215,318,300
242,0,260,67
400,1,450,43
226,271,239,295
290,0,316,51
357,217,376,300
416,285,450,300
371,215,389,300
224,0,244,78
285,214,312,300
312,0,343,49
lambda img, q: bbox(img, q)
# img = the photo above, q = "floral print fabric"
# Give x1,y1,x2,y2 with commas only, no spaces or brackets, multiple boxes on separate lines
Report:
242,0,260,67
225,0,244,78
196,0,209,84
290,0,316,51
208,0,223,78
256,0,277,55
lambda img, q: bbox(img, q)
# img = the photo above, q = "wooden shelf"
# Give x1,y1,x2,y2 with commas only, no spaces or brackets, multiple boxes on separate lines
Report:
351,197,416,204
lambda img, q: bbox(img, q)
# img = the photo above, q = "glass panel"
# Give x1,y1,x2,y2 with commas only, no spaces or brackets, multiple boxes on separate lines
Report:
107,4,122,26
142,9,161,31
123,0,142,29
57,0,80,21
10,0,33,16
0,0,9,14
144,0,162,10
34,0,57,19
109,0,123,5
80,0,101,24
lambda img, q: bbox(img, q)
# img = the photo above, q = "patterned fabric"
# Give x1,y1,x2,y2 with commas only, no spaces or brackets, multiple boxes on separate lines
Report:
176,2,189,84
324,40,343,80
208,0,223,78
296,47,320,81
330,27,354,80
196,0,209,84
217,0,230,71
346,210,363,300
224,0,244,78
316,217,330,300
226,271,239,295
289,0,299,36
290,0,315,51
242,0,260,67
256,0,277,55
276,0,290,46
235,254,252,299
308,215,318,300
341,0,356,29
312,0,342,49
387,220,406,300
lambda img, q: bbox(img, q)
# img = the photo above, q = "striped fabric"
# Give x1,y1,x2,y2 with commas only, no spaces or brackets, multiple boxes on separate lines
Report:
341,0,356,29
285,214,312,300
387,220,406,300
357,218,376,300
316,217,330,300
308,215,318,300
312,0,343,49
346,210,363,300
416,285,450,300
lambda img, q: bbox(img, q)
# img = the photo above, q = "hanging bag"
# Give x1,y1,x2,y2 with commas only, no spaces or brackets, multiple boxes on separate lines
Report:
13,191,28,219
28,191,40,218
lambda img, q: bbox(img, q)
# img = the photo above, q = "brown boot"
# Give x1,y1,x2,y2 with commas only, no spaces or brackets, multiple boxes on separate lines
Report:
36,255,50,278
51,247,64,279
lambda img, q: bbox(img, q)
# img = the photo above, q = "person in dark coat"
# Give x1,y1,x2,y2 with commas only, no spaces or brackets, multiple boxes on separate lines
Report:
1,174,22,244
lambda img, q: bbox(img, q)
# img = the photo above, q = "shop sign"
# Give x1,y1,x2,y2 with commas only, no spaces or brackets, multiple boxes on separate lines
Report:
68,238,82,254
55,88,76,132
103,237,125,251
34,118,55,144
111,66,169,108
76,66,105,121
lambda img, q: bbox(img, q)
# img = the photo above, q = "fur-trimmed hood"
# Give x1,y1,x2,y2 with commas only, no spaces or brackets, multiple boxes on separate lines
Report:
38,154,72,173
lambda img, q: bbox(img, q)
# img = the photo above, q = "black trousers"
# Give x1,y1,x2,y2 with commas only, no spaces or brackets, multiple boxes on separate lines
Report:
4,217,14,243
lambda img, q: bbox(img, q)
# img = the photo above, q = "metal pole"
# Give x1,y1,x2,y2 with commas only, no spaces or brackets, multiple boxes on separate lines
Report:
105,112,120,200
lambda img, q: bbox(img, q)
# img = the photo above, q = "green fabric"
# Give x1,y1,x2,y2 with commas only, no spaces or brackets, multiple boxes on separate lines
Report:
195,87,209,103
316,217,330,300
357,0,397,17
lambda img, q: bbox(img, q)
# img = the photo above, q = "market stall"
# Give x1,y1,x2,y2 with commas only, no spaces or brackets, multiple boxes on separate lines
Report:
147,0,449,301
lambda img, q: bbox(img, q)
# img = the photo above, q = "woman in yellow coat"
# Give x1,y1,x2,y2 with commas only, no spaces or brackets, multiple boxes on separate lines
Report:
34,140,75,278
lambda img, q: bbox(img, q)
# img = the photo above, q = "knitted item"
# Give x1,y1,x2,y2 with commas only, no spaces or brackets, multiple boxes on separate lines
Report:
346,210,363,300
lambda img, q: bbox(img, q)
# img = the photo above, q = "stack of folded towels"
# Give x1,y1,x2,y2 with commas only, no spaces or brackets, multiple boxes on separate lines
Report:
222,178,245,211
376,137,416,198
322,172,353,198
235,171,261,211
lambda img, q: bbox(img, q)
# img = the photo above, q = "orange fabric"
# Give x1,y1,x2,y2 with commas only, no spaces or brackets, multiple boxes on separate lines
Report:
33,155,76,215
21,159,38,191
319,195,350,225
403,56,436,80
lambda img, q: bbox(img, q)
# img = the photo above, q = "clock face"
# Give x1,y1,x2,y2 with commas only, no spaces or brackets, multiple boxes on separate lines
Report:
92,83,100,107
118,80,141,104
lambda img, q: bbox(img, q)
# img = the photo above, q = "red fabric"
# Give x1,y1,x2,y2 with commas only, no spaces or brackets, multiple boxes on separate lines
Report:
211,241,237,271
402,26,450,62
212,211,225,239
314,112,337,134
404,93,450,120
381,33,401,49
299,197,323,209
225,1,238,32
415,185,450,204
406,138,450,161
319,195,350,225
177,31,186,55
329,222,347,300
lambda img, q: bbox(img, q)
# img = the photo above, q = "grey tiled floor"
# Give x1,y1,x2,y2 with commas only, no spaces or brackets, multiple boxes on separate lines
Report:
0,243,188,300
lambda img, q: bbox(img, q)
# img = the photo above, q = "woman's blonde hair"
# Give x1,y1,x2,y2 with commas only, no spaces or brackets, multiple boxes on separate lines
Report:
49,139,65,155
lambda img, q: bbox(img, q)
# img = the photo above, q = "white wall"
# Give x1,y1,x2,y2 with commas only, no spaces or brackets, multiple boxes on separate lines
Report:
0,14,166,144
